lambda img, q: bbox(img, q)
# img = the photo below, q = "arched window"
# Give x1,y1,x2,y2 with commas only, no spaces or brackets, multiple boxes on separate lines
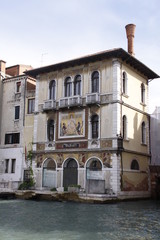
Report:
91,114,99,139
43,158,56,170
49,80,56,100
142,121,146,144
88,158,102,171
65,77,72,97
122,72,127,94
141,83,145,103
131,159,139,170
74,75,81,95
47,119,54,141
91,71,99,93
122,115,127,139
66,158,78,168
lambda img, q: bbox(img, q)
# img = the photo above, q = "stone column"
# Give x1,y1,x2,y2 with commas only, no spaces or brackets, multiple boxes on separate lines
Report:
33,76,40,151
110,153,121,195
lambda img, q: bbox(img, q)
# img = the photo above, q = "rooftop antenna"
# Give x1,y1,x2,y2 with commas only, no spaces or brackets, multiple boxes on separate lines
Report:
40,52,48,66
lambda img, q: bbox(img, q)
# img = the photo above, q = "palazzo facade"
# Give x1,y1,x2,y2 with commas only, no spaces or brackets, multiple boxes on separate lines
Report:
26,46,159,197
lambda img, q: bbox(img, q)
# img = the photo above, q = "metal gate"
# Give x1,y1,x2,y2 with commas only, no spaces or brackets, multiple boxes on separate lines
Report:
63,158,78,188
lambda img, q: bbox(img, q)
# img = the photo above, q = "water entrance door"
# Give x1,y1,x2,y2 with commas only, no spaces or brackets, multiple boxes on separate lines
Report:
43,159,56,188
63,158,78,188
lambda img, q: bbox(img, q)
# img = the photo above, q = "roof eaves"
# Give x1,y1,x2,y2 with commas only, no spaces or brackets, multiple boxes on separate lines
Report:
25,48,160,80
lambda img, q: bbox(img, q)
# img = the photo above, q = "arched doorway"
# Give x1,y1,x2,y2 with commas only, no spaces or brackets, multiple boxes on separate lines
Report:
42,158,56,188
63,158,78,188
86,158,105,194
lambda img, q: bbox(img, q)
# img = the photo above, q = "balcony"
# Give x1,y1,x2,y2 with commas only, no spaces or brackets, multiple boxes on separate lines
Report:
86,93,100,105
59,96,82,108
43,99,56,111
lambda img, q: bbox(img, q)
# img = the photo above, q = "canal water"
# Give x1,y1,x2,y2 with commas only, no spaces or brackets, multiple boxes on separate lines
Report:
0,199,160,240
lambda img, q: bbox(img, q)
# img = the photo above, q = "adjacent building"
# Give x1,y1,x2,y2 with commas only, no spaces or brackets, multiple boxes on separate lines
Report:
150,107,160,198
0,61,35,189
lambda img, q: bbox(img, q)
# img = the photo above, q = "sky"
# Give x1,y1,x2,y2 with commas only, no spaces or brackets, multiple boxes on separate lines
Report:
0,0,159,113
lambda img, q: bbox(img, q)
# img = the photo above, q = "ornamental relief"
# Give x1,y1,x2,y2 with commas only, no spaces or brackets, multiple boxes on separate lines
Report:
101,140,112,148
36,152,112,169
90,106,100,115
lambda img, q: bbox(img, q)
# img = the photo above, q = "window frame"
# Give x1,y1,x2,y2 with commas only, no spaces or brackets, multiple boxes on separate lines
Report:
122,71,128,95
91,114,99,139
91,71,99,93
49,80,56,100
141,121,146,144
131,159,139,170
74,74,81,96
5,159,9,173
141,83,145,104
5,133,20,145
47,119,55,141
11,159,16,173
15,105,20,120
64,76,72,97
88,159,102,171
122,115,127,140
28,98,35,114
15,81,21,93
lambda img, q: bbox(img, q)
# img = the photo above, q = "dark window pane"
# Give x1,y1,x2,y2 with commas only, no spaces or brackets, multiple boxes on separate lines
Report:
142,122,145,143
15,106,20,120
141,83,145,103
47,119,54,141
5,133,20,144
74,75,81,95
49,80,56,100
65,77,72,97
28,98,35,114
123,72,126,94
5,159,9,173
91,71,99,93
16,82,21,93
11,159,16,173
123,115,127,139
89,159,102,171
91,115,99,139
131,160,139,170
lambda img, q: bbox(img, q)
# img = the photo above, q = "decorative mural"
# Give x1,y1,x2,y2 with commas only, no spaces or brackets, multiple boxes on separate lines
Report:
102,152,112,168
78,153,86,167
59,110,85,138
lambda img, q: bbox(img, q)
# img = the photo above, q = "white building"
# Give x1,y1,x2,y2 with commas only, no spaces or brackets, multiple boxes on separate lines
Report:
0,62,35,189
150,107,160,165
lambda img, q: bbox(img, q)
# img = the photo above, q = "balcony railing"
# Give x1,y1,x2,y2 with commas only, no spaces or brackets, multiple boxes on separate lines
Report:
59,96,82,108
43,99,56,111
86,93,100,105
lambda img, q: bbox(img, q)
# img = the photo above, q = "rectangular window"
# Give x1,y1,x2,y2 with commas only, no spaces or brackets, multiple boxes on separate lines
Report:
15,106,20,120
23,170,31,181
11,159,16,173
16,81,21,93
5,133,20,144
5,159,9,173
28,98,35,114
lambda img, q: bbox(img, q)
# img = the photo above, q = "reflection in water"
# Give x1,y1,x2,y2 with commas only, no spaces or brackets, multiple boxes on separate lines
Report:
0,200,160,240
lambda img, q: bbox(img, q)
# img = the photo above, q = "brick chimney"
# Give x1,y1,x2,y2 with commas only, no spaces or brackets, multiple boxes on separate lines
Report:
0,60,6,74
125,24,136,56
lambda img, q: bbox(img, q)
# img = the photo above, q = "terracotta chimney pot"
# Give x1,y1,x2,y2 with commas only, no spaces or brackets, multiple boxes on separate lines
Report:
125,24,136,56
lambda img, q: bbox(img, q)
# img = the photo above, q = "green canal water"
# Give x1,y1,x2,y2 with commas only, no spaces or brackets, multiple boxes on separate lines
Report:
0,199,160,240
